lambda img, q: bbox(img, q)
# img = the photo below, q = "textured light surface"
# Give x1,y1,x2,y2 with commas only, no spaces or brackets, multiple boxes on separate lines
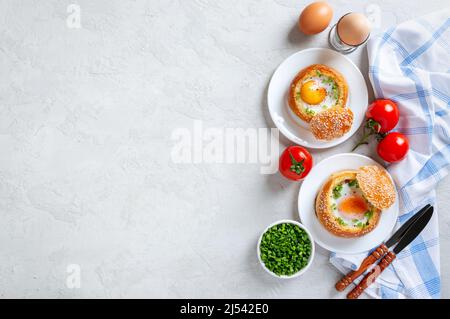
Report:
0,0,448,298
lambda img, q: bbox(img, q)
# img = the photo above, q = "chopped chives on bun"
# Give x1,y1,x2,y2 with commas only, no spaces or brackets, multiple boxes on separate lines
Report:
315,170,381,238
288,64,348,123
315,165,396,238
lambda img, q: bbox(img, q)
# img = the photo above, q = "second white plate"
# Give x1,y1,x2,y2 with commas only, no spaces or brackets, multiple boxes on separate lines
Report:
267,48,368,149
298,153,399,254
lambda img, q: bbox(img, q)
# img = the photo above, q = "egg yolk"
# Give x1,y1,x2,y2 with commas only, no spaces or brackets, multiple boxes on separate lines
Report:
300,80,326,105
338,195,368,218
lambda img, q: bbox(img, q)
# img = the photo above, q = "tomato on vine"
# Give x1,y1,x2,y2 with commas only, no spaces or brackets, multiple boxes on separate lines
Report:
377,132,409,163
353,99,400,151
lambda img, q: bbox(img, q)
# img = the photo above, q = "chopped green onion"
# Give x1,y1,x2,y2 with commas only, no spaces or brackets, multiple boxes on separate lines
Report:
305,107,315,116
348,179,359,188
333,184,343,199
364,210,374,220
336,217,347,226
260,223,312,276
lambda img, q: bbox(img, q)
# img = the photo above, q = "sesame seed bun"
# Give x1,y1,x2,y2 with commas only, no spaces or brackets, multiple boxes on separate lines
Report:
288,64,348,123
356,165,396,210
310,107,354,140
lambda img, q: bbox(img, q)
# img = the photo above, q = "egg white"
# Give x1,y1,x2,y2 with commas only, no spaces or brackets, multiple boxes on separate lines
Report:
330,182,370,227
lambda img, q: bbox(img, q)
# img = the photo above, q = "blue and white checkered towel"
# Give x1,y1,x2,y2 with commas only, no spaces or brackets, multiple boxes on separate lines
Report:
331,10,450,299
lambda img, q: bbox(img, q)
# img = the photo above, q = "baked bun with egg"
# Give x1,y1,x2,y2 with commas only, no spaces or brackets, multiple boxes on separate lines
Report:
315,165,396,238
288,64,348,123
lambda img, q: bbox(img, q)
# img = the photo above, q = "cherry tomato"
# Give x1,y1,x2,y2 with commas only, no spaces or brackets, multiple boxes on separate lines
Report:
377,132,409,163
279,146,313,181
366,99,399,133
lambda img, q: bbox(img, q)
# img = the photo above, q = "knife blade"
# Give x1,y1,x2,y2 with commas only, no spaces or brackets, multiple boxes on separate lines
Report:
335,204,433,292
347,206,434,299
384,204,431,248
393,206,433,254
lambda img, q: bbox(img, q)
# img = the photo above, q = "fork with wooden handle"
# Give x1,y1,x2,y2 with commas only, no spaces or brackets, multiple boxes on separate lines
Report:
347,251,396,299
334,204,432,293
344,205,433,299
335,243,389,291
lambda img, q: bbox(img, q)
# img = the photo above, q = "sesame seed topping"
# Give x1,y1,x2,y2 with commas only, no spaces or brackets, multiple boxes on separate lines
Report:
310,107,354,140
356,166,396,210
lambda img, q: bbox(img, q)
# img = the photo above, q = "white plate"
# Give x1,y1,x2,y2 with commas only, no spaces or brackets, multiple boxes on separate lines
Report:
298,153,399,254
267,48,368,149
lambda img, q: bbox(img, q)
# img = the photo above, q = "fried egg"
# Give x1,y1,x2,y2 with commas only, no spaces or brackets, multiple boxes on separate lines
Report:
297,75,339,115
330,180,374,228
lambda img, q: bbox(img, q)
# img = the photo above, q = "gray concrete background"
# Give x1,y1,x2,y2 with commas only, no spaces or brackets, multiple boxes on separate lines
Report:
0,0,449,298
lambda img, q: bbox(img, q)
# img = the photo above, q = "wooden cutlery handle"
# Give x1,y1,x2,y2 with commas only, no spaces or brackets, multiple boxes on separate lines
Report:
347,251,396,299
335,243,389,291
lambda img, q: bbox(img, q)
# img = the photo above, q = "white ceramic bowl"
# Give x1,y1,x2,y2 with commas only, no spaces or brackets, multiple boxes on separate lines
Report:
257,219,315,279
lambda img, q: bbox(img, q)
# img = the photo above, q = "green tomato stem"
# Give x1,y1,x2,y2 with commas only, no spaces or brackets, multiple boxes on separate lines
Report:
352,119,383,152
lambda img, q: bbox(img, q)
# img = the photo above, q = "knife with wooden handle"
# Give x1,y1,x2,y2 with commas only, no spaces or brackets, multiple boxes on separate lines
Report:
346,206,433,299
335,244,389,291
335,204,432,292
347,251,396,299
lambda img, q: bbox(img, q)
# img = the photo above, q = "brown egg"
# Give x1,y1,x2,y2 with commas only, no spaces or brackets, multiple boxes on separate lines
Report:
299,2,333,35
337,13,371,46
